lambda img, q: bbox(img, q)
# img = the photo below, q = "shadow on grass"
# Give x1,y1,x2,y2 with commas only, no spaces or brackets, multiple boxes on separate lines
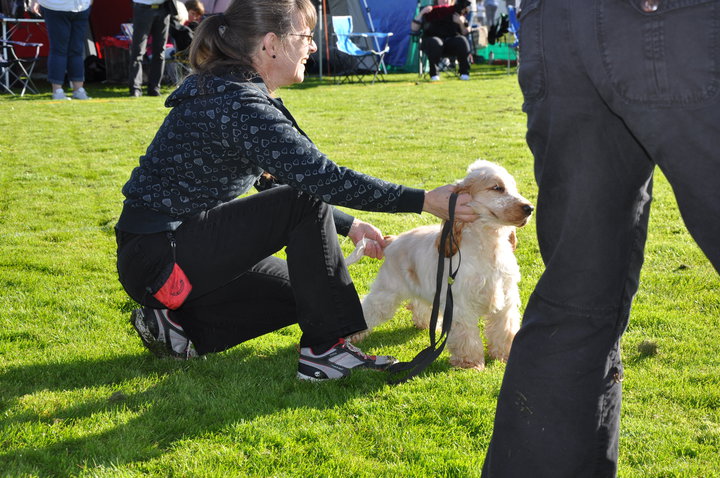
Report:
0,330,455,476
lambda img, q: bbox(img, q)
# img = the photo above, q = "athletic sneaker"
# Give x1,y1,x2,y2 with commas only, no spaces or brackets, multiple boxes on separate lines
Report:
72,87,91,100
130,307,199,359
52,88,69,100
430,75,440,82
297,338,398,381
459,74,470,81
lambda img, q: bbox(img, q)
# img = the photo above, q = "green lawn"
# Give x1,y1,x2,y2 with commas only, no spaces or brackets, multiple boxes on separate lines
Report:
0,67,718,477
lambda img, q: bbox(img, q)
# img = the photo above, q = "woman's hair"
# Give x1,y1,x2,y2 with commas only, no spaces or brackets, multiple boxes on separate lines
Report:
189,0,316,76
454,0,471,13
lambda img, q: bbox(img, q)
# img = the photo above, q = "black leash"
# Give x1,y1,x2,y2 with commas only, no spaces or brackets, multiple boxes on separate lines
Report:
386,192,461,384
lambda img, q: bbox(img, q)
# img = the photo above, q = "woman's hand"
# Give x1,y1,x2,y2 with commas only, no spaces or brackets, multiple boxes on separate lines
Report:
29,0,41,15
423,185,479,222
348,219,387,260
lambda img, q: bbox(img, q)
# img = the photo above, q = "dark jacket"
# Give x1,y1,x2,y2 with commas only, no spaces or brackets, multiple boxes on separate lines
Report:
117,74,425,234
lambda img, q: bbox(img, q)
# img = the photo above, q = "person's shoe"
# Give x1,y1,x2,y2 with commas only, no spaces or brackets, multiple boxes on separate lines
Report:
72,87,91,100
130,89,142,97
297,338,398,381
459,74,470,81
52,88,69,100
430,75,440,82
130,307,199,359
147,89,161,97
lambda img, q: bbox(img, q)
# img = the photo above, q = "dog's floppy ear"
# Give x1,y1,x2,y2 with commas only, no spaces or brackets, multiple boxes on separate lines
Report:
433,220,464,257
508,228,517,251
434,181,475,257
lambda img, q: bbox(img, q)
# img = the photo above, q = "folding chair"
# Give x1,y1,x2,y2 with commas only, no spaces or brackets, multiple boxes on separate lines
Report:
331,15,392,85
0,39,43,96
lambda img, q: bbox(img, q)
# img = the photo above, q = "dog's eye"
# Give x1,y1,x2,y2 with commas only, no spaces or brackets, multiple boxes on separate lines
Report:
491,185,505,193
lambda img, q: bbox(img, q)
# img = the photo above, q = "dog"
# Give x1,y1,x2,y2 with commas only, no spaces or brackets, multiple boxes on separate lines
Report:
349,160,534,370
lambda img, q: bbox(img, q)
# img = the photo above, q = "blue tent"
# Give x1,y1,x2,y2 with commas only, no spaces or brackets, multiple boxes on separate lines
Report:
316,0,418,74
360,0,417,68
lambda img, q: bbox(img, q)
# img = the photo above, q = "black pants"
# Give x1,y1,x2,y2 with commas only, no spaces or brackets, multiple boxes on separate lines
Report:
116,186,367,354
421,35,471,76
482,0,720,477
129,1,170,93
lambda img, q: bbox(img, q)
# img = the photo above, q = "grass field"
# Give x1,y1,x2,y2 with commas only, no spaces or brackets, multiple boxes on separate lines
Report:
0,67,718,477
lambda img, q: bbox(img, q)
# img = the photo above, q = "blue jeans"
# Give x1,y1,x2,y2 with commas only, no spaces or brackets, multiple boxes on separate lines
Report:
40,6,91,85
482,0,720,477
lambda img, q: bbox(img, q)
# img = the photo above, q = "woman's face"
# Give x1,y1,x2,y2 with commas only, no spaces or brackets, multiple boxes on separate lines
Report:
274,14,317,88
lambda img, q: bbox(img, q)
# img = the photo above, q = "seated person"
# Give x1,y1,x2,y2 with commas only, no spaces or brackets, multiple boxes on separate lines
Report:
413,0,472,81
184,0,205,30
170,1,205,54
170,2,194,53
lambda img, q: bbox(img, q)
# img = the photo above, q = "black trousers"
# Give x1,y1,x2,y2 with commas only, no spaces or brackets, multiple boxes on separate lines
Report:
129,1,170,93
482,0,720,477
116,186,367,354
421,35,471,76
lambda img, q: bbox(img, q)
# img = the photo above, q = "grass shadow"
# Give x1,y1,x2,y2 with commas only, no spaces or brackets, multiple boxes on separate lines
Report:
0,344,389,475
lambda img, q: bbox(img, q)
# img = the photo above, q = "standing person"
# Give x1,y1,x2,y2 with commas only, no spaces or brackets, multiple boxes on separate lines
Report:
484,0,498,26
115,0,479,380
482,0,719,476
129,0,175,97
29,0,92,100
414,0,472,81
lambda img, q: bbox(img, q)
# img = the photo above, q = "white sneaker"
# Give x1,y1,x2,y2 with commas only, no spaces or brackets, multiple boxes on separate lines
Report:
72,87,91,100
52,88,69,100
430,75,440,82
459,74,470,81
297,338,397,381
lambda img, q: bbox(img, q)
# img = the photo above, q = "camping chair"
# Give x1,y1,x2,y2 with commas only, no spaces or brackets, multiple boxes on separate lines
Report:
0,39,43,96
331,15,392,85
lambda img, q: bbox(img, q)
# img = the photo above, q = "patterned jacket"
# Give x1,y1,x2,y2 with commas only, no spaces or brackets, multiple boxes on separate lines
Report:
116,74,425,234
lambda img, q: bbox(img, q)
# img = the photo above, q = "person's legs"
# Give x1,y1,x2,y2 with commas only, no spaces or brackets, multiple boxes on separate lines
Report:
129,3,154,94
483,0,720,476
594,2,720,274
66,7,91,90
482,0,655,476
147,6,171,94
40,7,71,87
117,186,367,353
420,36,444,77
442,36,471,75
175,256,298,354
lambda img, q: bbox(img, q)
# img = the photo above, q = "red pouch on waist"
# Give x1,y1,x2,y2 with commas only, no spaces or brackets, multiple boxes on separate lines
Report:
152,263,192,310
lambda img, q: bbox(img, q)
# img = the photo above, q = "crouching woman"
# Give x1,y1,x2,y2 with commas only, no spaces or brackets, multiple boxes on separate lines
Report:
115,0,478,380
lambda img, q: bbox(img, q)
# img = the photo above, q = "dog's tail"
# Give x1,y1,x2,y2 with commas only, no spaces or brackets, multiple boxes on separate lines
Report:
383,234,398,245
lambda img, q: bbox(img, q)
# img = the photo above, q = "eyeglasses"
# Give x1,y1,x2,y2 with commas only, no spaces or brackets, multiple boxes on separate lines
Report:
289,33,314,45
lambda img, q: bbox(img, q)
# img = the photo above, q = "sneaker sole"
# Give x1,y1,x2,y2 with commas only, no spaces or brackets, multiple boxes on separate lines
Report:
130,309,174,359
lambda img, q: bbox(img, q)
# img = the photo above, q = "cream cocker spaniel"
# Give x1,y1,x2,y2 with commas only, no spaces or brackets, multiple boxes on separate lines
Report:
350,160,534,370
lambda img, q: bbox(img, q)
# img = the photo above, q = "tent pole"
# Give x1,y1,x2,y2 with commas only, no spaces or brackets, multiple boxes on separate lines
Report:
359,0,387,74
317,0,323,79
323,0,330,77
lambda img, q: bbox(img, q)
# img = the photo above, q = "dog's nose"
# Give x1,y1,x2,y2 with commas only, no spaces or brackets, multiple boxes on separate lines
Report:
523,204,534,215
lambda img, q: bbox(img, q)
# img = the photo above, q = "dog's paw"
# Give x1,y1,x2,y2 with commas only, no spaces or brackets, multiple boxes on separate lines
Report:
449,356,486,370
487,344,512,362
346,330,370,343
406,302,432,329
